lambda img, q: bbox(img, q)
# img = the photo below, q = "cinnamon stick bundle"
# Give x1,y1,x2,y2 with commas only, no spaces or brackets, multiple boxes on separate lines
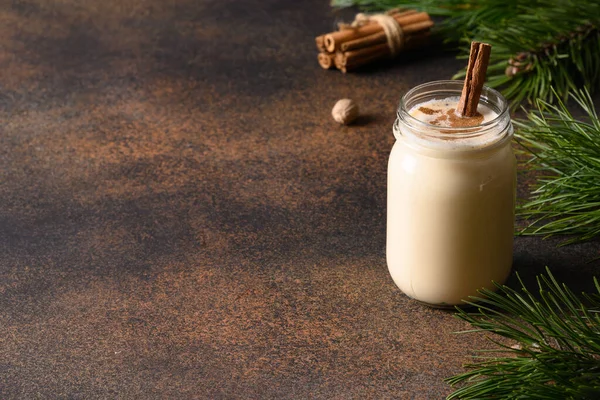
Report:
324,11,431,53
315,9,434,73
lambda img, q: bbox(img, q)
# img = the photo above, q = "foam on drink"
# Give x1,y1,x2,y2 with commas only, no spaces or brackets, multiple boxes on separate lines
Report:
399,96,502,151
408,96,497,128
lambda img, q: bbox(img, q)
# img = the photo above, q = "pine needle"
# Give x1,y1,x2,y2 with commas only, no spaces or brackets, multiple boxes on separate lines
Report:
515,89,600,244
446,268,600,399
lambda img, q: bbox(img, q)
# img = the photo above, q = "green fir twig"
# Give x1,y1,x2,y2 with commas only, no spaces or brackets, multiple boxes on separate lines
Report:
331,0,600,107
515,89,600,244
446,268,600,399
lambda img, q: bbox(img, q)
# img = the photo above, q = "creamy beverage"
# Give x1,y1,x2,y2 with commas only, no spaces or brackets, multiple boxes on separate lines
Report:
387,82,516,306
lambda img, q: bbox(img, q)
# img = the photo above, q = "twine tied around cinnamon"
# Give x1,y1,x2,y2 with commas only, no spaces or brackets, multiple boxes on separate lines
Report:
339,12,405,56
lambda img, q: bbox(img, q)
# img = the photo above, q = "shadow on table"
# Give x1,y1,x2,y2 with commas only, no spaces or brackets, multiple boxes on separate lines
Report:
508,235,600,296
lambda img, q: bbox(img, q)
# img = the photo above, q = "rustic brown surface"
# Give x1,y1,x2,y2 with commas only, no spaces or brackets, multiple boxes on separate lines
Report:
2,1,600,399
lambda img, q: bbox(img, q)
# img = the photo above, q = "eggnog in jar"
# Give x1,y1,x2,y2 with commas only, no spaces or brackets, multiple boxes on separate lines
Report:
387,81,516,306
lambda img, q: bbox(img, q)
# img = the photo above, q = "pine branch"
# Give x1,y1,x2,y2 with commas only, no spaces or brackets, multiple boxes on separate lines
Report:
516,89,600,244
446,268,600,399
330,0,600,106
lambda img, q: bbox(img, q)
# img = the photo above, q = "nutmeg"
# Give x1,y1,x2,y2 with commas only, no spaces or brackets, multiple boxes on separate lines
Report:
332,99,359,125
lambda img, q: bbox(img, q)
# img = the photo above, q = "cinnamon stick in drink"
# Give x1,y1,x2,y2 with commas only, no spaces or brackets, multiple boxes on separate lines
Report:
456,41,492,117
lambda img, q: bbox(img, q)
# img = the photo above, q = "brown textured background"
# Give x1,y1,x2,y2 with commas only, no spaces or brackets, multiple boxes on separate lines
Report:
2,0,600,399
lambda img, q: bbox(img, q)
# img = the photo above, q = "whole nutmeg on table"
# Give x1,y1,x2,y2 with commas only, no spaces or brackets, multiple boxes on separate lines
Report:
332,98,359,125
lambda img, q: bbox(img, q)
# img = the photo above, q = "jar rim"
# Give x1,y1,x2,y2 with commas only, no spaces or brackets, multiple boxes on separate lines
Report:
397,80,510,138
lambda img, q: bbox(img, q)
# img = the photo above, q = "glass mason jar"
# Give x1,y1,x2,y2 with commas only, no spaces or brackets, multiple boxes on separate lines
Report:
387,80,516,307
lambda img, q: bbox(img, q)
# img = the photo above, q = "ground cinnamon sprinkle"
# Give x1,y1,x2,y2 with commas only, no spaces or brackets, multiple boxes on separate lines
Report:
445,109,484,128
411,100,487,130
418,106,439,115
